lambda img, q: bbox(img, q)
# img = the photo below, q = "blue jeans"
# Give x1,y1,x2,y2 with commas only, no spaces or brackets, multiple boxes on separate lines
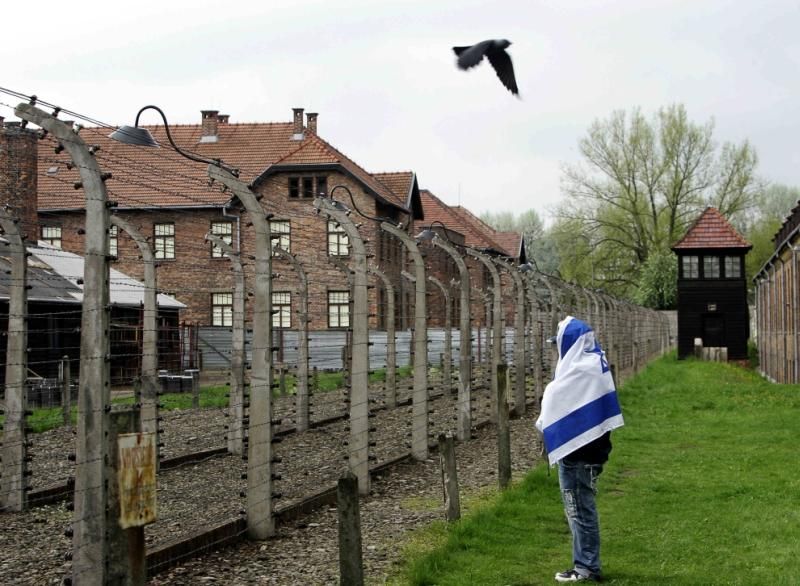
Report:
558,460,604,576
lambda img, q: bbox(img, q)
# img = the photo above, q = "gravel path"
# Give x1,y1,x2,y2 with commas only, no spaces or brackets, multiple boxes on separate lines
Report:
1,367,541,585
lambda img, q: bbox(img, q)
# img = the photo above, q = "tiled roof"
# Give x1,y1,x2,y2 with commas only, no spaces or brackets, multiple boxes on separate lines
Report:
37,116,409,213
265,135,409,211
495,232,523,258
416,190,524,258
449,206,511,255
39,122,298,210
417,189,461,230
772,200,800,248
373,171,414,209
672,207,752,250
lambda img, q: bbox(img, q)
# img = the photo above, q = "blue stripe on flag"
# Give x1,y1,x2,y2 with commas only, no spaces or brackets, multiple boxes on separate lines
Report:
560,319,592,358
543,391,621,453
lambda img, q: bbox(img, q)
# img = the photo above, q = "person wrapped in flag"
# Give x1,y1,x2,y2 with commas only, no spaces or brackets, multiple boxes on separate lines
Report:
535,316,623,583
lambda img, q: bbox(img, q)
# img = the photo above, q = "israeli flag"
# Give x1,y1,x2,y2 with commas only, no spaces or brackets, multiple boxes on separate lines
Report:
535,316,624,465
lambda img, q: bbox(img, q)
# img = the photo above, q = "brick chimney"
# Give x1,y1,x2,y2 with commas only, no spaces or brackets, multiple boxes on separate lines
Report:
306,112,318,134
200,110,220,143
0,122,39,240
218,114,230,125
291,107,304,140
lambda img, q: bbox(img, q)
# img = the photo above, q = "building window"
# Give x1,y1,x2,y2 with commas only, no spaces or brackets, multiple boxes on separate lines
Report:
302,177,314,198
328,290,350,328
703,256,720,279
317,176,328,197
272,292,291,328
210,221,233,258
154,223,175,260
41,226,62,248
211,292,233,326
724,256,741,278
269,220,290,255
288,176,327,198
289,177,300,198
109,225,118,258
682,255,699,279
327,220,350,256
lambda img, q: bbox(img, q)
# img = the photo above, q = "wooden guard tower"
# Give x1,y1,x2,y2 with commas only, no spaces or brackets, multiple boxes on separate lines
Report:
671,207,752,359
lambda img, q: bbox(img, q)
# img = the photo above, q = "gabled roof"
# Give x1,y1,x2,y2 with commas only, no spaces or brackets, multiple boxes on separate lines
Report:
372,171,423,219
253,134,414,215
416,190,525,260
494,232,526,262
671,206,752,251
417,189,462,232
38,113,415,217
449,205,512,256
39,122,299,210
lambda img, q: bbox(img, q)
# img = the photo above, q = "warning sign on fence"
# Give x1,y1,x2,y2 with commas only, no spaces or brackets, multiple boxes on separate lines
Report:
117,432,157,529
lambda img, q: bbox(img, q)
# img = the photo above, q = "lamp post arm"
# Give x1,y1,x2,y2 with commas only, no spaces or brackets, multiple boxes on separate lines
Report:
134,105,238,176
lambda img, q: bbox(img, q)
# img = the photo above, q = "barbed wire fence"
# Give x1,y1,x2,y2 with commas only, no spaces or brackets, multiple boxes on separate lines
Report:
754,254,798,384
0,92,673,585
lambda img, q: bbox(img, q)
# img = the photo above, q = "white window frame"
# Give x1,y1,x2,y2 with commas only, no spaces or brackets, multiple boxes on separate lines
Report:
211,292,233,327
42,226,62,249
328,290,350,328
154,222,175,260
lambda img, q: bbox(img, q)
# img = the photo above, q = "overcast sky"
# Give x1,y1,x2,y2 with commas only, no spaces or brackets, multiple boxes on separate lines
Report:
3,0,799,222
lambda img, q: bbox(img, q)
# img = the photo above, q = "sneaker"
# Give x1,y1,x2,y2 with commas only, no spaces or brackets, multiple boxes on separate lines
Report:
554,568,602,582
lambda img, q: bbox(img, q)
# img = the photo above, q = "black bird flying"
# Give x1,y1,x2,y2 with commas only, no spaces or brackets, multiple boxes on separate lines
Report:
453,39,519,96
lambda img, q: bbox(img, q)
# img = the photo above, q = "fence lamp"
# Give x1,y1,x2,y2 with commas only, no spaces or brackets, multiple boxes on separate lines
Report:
108,105,239,177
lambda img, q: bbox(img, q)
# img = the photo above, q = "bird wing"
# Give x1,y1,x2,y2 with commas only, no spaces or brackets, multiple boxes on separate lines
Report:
453,40,492,70
487,49,519,95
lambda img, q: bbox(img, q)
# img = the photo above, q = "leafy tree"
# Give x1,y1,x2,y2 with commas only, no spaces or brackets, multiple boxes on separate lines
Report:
633,250,678,309
558,104,761,297
743,183,800,283
480,208,552,268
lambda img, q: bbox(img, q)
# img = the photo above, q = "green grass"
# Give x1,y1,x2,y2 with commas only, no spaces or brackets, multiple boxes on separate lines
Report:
4,364,417,434
390,352,800,585
283,364,414,394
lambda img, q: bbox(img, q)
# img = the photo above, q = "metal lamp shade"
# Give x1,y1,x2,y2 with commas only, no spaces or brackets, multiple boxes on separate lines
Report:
108,125,160,147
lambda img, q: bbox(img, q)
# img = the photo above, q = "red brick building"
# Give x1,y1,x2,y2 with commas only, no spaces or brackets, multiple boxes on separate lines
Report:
415,190,527,327
35,108,423,331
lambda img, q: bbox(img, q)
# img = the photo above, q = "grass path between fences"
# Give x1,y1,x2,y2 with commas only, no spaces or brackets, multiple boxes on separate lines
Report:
387,352,800,585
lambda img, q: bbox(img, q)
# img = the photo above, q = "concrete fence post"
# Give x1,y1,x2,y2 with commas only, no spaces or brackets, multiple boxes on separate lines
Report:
111,215,160,458
496,364,512,489
208,165,275,538
318,197,371,493
60,356,72,429
273,247,310,431
524,274,545,405
0,207,28,512
382,222,428,460
369,265,397,408
428,275,452,395
496,260,527,417
18,102,114,580
466,248,502,423
106,408,146,586
337,470,364,586
438,432,461,521
431,236,472,441
205,233,246,455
